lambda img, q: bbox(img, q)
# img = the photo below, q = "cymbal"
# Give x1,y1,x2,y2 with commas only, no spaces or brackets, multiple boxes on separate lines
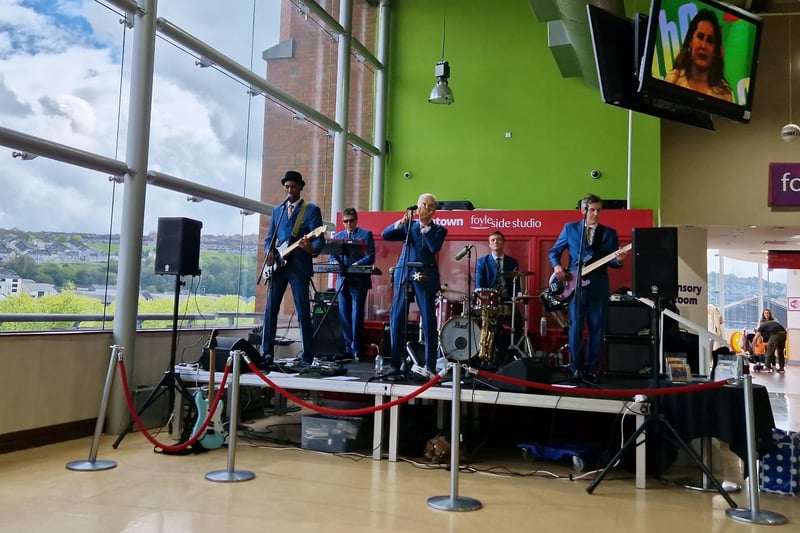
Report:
501,270,535,278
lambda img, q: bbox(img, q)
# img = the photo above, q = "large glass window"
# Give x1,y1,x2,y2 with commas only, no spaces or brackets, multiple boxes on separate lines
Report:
0,0,379,332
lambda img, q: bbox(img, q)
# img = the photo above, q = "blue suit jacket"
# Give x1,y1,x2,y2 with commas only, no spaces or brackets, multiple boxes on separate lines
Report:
475,254,520,299
331,226,376,290
264,199,324,279
548,221,621,294
381,220,447,291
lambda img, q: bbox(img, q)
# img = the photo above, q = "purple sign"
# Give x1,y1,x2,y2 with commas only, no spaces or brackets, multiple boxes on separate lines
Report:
769,163,800,206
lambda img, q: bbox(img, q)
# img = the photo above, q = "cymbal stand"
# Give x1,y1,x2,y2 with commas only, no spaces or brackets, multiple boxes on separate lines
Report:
508,294,534,359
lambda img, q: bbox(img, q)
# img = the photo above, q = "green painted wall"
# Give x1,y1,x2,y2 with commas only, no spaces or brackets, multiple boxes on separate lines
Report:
383,0,661,213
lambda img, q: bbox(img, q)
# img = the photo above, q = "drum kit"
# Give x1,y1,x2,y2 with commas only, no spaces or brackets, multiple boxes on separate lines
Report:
437,271,536,366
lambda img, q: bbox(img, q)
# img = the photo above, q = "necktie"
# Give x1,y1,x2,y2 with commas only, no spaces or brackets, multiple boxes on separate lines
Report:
586,225,594,245
496,257,506,295
347,231,352,240
288,204,295,218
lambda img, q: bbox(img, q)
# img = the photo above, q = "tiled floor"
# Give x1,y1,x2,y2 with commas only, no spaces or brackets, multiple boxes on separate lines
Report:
0,363,798,532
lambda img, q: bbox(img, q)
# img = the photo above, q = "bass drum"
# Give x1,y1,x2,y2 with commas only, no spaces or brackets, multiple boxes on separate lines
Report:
439,316,480,361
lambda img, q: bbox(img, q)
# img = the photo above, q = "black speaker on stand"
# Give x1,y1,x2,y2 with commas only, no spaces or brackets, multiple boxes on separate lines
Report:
113,217,203,449
155,217,202,276
632,227,678,301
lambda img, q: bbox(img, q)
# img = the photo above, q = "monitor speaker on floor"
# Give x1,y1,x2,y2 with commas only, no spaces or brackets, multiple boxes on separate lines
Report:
199,337,266,373
488,358,552,392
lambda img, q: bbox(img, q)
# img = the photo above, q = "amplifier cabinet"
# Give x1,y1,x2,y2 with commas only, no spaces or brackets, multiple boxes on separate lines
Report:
604,336,654,378
606,299,653,337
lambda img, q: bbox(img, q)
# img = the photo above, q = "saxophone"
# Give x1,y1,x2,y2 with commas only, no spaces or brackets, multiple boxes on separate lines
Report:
478,305,495,363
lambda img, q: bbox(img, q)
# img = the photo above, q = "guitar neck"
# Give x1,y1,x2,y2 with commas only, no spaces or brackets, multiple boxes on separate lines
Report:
582,243,632,276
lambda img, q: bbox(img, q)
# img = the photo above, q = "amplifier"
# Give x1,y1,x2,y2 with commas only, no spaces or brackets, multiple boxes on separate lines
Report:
607,299,652,338
605,337,654,377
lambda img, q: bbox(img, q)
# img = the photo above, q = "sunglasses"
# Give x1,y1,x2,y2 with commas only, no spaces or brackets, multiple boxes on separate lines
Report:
342,218,356,223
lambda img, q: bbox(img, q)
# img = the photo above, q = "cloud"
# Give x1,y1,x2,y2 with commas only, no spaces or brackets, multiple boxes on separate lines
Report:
0,0,281,236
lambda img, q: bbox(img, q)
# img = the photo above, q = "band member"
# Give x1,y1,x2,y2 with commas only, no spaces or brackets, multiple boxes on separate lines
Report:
382,193,447,374
261,170,325,366
331,208,375,361
475,230,522,354
475,231,520,300
548,194,627,383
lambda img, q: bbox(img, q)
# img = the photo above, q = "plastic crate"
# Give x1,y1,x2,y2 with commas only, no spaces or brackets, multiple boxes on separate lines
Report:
301,415,363,453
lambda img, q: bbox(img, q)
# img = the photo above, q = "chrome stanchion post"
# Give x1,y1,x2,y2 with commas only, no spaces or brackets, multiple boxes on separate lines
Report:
427,363,481,512
66,345,122,472
205,350,255,483
725,373,786,525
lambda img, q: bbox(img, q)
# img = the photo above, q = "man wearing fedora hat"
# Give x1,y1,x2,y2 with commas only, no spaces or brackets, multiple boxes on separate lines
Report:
261,170,325,366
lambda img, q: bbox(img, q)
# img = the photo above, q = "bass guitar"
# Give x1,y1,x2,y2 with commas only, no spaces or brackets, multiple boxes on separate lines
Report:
260,225,327,283
193,329,225,450
547,243,631,302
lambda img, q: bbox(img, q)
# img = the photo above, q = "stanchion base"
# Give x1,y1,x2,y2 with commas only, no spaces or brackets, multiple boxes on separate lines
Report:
725,507,787,525
205,470,255,483
681,478,741,493
427,495,482,512
66,459,117,472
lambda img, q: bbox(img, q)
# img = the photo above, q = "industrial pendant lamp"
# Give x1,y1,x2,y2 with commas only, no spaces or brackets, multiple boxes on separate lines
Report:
428,1,454,105
781,16,799,142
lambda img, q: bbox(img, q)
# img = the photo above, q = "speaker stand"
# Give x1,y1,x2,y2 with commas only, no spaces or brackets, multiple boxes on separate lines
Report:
112,275,196,448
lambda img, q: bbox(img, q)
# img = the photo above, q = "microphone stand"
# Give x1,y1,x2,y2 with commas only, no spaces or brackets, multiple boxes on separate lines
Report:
571,207,590,379
387,208,416,377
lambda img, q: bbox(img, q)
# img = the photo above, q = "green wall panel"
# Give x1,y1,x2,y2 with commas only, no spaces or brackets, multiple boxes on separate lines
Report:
383,0,660,213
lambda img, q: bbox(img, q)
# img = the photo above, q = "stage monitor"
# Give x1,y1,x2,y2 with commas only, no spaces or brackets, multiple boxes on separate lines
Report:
587,3,714,130
637,0,763,124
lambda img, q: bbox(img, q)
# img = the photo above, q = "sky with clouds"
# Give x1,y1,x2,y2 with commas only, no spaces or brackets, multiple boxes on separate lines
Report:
0,0,283,236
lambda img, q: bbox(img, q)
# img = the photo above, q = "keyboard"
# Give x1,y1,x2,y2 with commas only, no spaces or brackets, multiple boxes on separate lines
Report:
313,264,382,275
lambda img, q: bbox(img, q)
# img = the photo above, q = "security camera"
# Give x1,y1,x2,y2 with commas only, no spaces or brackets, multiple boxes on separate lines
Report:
590,170,601,179
403,171,412,179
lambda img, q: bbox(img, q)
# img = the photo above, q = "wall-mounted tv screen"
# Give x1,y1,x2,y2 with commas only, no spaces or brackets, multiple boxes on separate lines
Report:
587,3,714,130
637,0,763,124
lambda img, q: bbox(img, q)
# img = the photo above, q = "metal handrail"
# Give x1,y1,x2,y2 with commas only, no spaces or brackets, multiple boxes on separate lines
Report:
0,312,263,330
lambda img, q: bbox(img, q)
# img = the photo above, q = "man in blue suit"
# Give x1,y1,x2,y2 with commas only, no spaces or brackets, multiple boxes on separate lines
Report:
331,207,375,361
261,170,325,366
475,230,520,301
475,230,521,356
382,193,447,375
548,194,627,383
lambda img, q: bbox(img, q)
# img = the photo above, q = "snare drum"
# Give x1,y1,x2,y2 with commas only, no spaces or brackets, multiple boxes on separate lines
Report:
439,316,480,360
473,288,501,314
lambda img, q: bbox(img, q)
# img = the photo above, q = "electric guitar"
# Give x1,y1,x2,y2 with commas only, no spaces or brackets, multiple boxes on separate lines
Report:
260,225,327,283
547,243,631,302
194,329,225,450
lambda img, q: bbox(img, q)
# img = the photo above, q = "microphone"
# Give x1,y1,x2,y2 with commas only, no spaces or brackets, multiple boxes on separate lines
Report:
282,195,292,205
454,245,473,261
406,205,418,211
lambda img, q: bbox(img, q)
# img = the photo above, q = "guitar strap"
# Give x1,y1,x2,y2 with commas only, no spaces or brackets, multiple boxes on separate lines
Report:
290,202,309,240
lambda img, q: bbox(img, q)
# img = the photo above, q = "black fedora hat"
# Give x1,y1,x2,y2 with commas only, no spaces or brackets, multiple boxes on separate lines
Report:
281,170,305,186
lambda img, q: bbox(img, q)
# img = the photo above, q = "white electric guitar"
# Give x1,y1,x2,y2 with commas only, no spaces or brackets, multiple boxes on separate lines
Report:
548,243,632,302
260,226,327,283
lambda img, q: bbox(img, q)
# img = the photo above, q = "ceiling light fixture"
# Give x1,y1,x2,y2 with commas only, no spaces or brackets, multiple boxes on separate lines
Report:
781,16,799,142
428,1,454,105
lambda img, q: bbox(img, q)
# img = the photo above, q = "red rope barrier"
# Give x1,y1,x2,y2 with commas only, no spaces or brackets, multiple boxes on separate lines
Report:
473,368,729,398
246,360,442,416
117,359,230,452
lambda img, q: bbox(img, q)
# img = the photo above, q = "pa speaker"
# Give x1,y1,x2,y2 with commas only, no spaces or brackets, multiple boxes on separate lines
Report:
632,227,677,300
488,358,552,392
155,217,202,276
312,303,345,357
199,336,267,373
